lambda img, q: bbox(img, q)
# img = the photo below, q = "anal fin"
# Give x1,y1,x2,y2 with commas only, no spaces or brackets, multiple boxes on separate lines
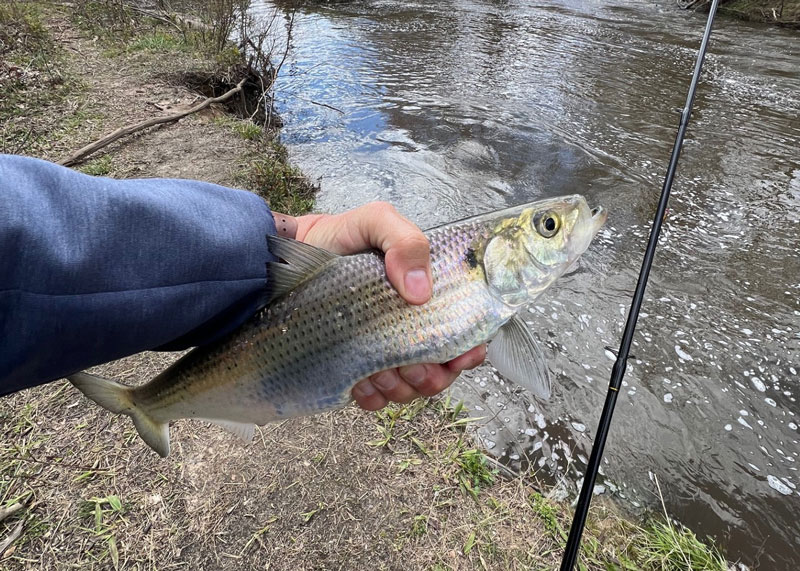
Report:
205,419,256,443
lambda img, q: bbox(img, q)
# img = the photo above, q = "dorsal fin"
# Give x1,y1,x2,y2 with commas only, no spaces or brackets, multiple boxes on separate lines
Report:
264,235,339,304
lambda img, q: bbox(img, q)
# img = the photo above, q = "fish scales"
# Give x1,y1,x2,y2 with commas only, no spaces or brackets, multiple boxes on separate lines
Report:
136,221,512,423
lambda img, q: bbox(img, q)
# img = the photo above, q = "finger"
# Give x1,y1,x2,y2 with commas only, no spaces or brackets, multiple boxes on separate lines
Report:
352,379,389,411
397,363,460,397
445,344,487,372
368,369,421,404
294,203,433,305
348,203,433,305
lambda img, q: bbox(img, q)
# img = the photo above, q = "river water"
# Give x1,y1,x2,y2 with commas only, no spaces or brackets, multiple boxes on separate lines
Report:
254,1,799,567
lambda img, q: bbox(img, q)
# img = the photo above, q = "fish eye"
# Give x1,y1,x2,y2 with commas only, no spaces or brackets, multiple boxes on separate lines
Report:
534,211,560,238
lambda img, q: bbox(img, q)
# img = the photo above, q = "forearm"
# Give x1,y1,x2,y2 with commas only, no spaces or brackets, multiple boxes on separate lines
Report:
0,155,276,395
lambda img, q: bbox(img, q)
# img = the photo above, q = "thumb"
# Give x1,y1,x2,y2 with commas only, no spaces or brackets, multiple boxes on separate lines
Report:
384,233,432,305
351,203,433,305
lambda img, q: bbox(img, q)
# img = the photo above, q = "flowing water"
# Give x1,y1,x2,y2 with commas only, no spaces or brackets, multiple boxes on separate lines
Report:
253,1,800,566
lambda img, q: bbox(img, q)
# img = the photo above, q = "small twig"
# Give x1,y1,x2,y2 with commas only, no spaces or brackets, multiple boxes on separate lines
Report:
0,503,23,524
482,454,519,481
0,519,24,557
274,10,295,78
307,99,345,114
58,77,248,167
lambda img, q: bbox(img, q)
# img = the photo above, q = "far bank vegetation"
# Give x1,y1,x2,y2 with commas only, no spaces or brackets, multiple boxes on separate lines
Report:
679,0,800,26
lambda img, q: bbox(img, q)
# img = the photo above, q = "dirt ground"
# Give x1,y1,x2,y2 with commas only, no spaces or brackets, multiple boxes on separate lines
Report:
0,4,727,570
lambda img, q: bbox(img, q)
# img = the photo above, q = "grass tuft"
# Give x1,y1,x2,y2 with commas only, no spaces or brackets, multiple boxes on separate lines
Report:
125,31,187,54
243,138,317,215
79,155,113,176
630,518,728,571
233,120,263,141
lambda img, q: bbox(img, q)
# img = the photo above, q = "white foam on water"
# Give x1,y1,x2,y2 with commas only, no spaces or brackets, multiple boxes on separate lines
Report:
571,422,586,433
675,345,693,361
767,475,792,495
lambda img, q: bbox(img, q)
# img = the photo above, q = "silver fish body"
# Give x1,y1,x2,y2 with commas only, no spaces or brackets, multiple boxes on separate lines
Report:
70,195,606,456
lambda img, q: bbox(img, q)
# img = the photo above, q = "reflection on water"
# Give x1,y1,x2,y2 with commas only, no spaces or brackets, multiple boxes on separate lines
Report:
254,1,800,566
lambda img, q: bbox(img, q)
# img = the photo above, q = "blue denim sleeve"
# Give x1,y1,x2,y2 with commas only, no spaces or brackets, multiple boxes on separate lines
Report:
0,154,277,396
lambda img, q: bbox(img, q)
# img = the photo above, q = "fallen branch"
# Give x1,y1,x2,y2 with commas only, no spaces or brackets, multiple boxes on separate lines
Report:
124,4,184,33
58,77,248,167
0,519,24,558
0,503,23,524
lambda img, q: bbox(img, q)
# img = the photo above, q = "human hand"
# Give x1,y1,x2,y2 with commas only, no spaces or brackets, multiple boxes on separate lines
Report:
272,203,486,410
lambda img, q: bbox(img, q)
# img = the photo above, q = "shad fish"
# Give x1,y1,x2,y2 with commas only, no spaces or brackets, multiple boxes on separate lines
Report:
70,195,607,457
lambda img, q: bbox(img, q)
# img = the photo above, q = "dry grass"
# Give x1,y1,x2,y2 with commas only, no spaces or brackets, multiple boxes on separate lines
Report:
1,357,724,569
1,352,634,570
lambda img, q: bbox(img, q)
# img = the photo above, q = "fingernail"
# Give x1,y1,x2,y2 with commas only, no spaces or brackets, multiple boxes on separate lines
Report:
353,381,376,398
371,372,398,392
404,269,431,301
399,364,426,387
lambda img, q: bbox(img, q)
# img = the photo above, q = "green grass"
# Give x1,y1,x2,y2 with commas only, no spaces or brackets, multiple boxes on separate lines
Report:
528,491,568,542
69,0,139,42
243,139,317,216
0,1,50,57
630,518,728,570
452,447,496,499
77,494,128,568
123,30,188,54
233,120,263,141
79,155,113,176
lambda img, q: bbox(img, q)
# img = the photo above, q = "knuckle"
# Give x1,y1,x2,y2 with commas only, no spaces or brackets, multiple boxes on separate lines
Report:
396,234,431,256
365,201,396,218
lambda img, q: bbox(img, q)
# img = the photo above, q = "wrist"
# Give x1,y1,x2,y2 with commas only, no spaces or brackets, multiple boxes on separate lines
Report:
272,212,298,239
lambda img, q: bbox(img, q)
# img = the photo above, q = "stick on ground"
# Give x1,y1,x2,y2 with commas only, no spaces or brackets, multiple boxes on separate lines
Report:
0,519,24,557
0,503,23,524
58,77,249,167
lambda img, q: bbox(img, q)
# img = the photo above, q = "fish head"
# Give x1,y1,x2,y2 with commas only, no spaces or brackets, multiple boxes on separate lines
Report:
482,194,606,307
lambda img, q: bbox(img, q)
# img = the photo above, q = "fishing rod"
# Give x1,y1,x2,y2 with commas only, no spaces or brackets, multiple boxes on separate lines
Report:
559,1,720,569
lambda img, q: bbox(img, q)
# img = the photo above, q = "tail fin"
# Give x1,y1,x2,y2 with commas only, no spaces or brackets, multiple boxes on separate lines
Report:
68,372,171,458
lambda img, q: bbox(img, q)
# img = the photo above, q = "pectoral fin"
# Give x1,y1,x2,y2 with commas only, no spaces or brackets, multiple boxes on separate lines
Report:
487,314,551,399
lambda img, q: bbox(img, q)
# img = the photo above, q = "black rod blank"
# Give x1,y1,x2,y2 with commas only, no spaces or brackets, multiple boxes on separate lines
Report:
559,1,720,568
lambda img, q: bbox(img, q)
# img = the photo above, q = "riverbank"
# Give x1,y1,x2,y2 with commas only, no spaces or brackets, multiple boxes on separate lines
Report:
723,0,800,25
682,0,800,26
1,2,729,569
